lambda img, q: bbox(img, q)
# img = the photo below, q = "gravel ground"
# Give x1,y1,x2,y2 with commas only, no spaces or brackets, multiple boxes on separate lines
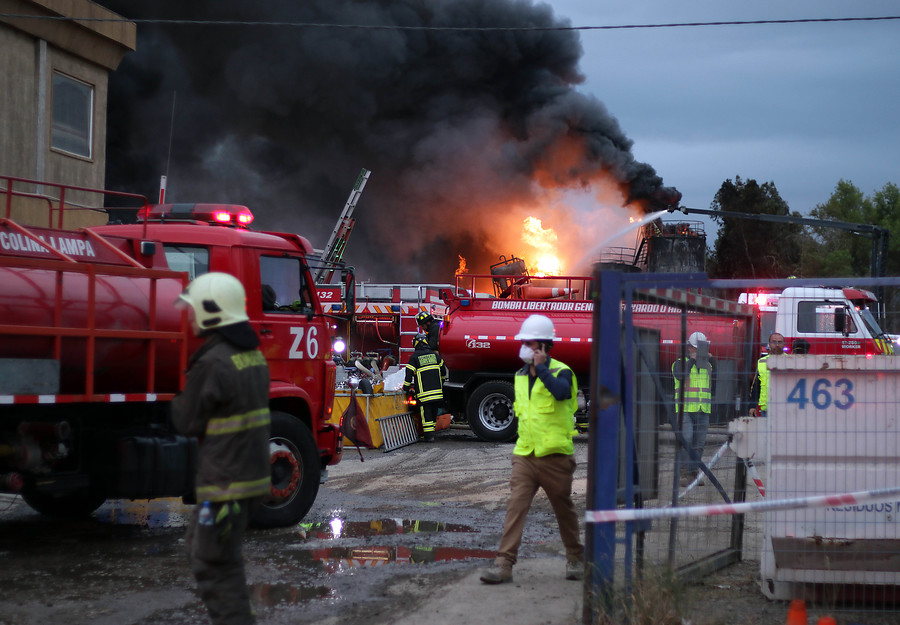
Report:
1,427,897,625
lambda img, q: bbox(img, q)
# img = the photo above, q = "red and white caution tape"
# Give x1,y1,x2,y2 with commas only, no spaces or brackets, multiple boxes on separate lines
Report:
744,458,766,498
586,486,900,523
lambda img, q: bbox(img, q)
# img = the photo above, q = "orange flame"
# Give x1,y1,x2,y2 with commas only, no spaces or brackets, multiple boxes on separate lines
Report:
521,217,561,276
455,254,468,275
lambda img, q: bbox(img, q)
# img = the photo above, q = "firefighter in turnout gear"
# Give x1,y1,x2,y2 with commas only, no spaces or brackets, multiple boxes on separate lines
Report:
415,310,441,352
172,272,271,625
403,332,446,442
672,331,716,487
480,314,584,585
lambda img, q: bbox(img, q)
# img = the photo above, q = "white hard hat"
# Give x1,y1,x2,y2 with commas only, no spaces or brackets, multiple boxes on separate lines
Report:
688,331,708,347
176,272,249,330
515,314,556,341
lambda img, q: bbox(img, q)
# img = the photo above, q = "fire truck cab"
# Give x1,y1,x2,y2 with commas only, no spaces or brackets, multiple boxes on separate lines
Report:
773,286,894,357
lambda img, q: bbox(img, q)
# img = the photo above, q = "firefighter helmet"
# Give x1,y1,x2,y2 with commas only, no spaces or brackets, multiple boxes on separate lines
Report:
413,333,429,349
515,314,556,341
688,331,708,348
415,311,433,326
176,272,249,330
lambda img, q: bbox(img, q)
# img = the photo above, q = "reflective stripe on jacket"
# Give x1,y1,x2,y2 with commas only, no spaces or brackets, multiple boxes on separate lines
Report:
404,346,445,403
513,359,578,457
172,333,272,503
673,357,712,414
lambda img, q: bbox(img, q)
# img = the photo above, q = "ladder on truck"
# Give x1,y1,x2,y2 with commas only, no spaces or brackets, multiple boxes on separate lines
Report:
315,168,371,284
398,285,446,364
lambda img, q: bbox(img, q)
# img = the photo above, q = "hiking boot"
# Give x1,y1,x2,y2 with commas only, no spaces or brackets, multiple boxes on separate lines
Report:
565,559,584,581
479,564,513,584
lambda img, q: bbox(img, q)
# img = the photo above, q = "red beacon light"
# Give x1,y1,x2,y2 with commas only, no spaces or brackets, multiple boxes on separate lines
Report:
138,203,255,228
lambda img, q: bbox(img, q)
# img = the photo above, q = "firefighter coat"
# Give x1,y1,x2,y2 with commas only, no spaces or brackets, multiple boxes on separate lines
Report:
172,331,271,503
403,345,446,404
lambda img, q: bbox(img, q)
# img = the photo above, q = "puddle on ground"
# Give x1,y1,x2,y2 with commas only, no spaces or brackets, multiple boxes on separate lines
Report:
93,497,192,528
298,518,475,539
285,544,496,570
251,582,332,606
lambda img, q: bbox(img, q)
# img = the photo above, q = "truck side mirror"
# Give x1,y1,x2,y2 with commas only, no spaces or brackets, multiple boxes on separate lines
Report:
834,306,848,335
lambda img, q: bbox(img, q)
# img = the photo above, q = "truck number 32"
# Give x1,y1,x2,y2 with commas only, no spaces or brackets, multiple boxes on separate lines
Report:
786,378,854,410
289,326,319,359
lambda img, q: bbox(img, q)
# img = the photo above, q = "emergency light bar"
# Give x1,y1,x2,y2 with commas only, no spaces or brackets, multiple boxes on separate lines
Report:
138,203,255,228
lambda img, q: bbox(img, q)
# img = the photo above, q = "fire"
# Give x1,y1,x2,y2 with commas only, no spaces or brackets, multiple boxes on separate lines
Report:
455,254,468,275
521,217,561,276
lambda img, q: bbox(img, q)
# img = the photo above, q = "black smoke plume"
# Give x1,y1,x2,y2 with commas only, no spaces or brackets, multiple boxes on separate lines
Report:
97,0,678,281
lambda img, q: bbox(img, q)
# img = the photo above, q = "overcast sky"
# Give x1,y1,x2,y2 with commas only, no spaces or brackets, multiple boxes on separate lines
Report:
546,1,900,237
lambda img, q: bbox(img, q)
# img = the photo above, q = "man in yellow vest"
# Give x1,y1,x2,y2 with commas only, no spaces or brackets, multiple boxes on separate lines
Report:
749,332,785,417
480,314,584,584
672,331,716,487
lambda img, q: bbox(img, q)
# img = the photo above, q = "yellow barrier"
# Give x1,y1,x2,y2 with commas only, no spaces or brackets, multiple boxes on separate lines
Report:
330,390,412,449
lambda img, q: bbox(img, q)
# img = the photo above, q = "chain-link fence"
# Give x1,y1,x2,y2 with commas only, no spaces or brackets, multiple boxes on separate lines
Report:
586,272,900,623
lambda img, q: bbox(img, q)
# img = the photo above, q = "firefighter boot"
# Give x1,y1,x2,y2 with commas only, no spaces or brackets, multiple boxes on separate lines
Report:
480,563,513,584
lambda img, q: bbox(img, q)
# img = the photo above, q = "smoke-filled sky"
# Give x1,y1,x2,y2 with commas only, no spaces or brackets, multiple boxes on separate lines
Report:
553,0,900,237
96,1,899,282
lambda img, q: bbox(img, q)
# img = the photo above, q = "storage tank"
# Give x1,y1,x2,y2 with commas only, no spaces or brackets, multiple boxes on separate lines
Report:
646,221,707,273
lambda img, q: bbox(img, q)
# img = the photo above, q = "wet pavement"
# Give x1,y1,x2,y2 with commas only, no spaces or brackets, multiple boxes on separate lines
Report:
0,429,587,625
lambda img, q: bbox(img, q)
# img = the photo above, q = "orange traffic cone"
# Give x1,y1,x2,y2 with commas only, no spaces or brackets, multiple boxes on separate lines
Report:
786,599,807,625
816,618,837,625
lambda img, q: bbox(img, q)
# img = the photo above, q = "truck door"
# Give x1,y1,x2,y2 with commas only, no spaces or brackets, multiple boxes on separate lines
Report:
257,254,327,407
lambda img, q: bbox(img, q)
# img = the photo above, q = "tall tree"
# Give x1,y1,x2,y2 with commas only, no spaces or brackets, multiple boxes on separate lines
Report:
707,177,802,280
807,180,900,277
807,180,872,276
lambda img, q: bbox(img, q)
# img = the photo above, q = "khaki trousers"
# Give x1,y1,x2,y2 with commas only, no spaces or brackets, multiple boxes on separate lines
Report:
495,453,584,567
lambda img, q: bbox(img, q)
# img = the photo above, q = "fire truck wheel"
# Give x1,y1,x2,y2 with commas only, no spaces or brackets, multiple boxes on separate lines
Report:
21,487,107,518
251,411,321,529
467,381,517,443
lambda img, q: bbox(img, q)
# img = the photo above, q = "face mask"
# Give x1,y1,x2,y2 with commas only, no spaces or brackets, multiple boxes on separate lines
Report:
519,344,535,364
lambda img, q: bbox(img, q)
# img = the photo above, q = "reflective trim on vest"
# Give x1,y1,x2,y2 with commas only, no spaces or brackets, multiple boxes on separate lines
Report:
673,359,711,413
196,475,272,502
513,361,577,457
757,355,770,411
206,408,271,436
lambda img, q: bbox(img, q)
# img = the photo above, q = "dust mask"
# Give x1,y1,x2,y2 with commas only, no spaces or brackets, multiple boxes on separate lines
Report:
519,344,535,364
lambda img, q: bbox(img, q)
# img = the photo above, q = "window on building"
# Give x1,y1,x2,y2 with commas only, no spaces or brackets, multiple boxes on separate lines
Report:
51,72,94,158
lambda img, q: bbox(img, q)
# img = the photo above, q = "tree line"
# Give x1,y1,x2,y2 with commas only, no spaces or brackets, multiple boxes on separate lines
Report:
707,176,900,280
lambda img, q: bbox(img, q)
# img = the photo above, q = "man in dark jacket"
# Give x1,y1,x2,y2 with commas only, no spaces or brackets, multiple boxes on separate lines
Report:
403,333,446,442
172,272,271,625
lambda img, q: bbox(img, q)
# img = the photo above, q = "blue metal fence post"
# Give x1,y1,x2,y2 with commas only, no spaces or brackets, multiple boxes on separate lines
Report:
584,268,622,621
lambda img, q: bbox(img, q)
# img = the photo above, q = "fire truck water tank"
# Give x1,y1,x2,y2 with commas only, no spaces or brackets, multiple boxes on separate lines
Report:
0,267,185,394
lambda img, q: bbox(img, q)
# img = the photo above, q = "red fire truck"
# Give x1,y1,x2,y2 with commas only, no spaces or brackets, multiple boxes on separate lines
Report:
0,176,347,527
